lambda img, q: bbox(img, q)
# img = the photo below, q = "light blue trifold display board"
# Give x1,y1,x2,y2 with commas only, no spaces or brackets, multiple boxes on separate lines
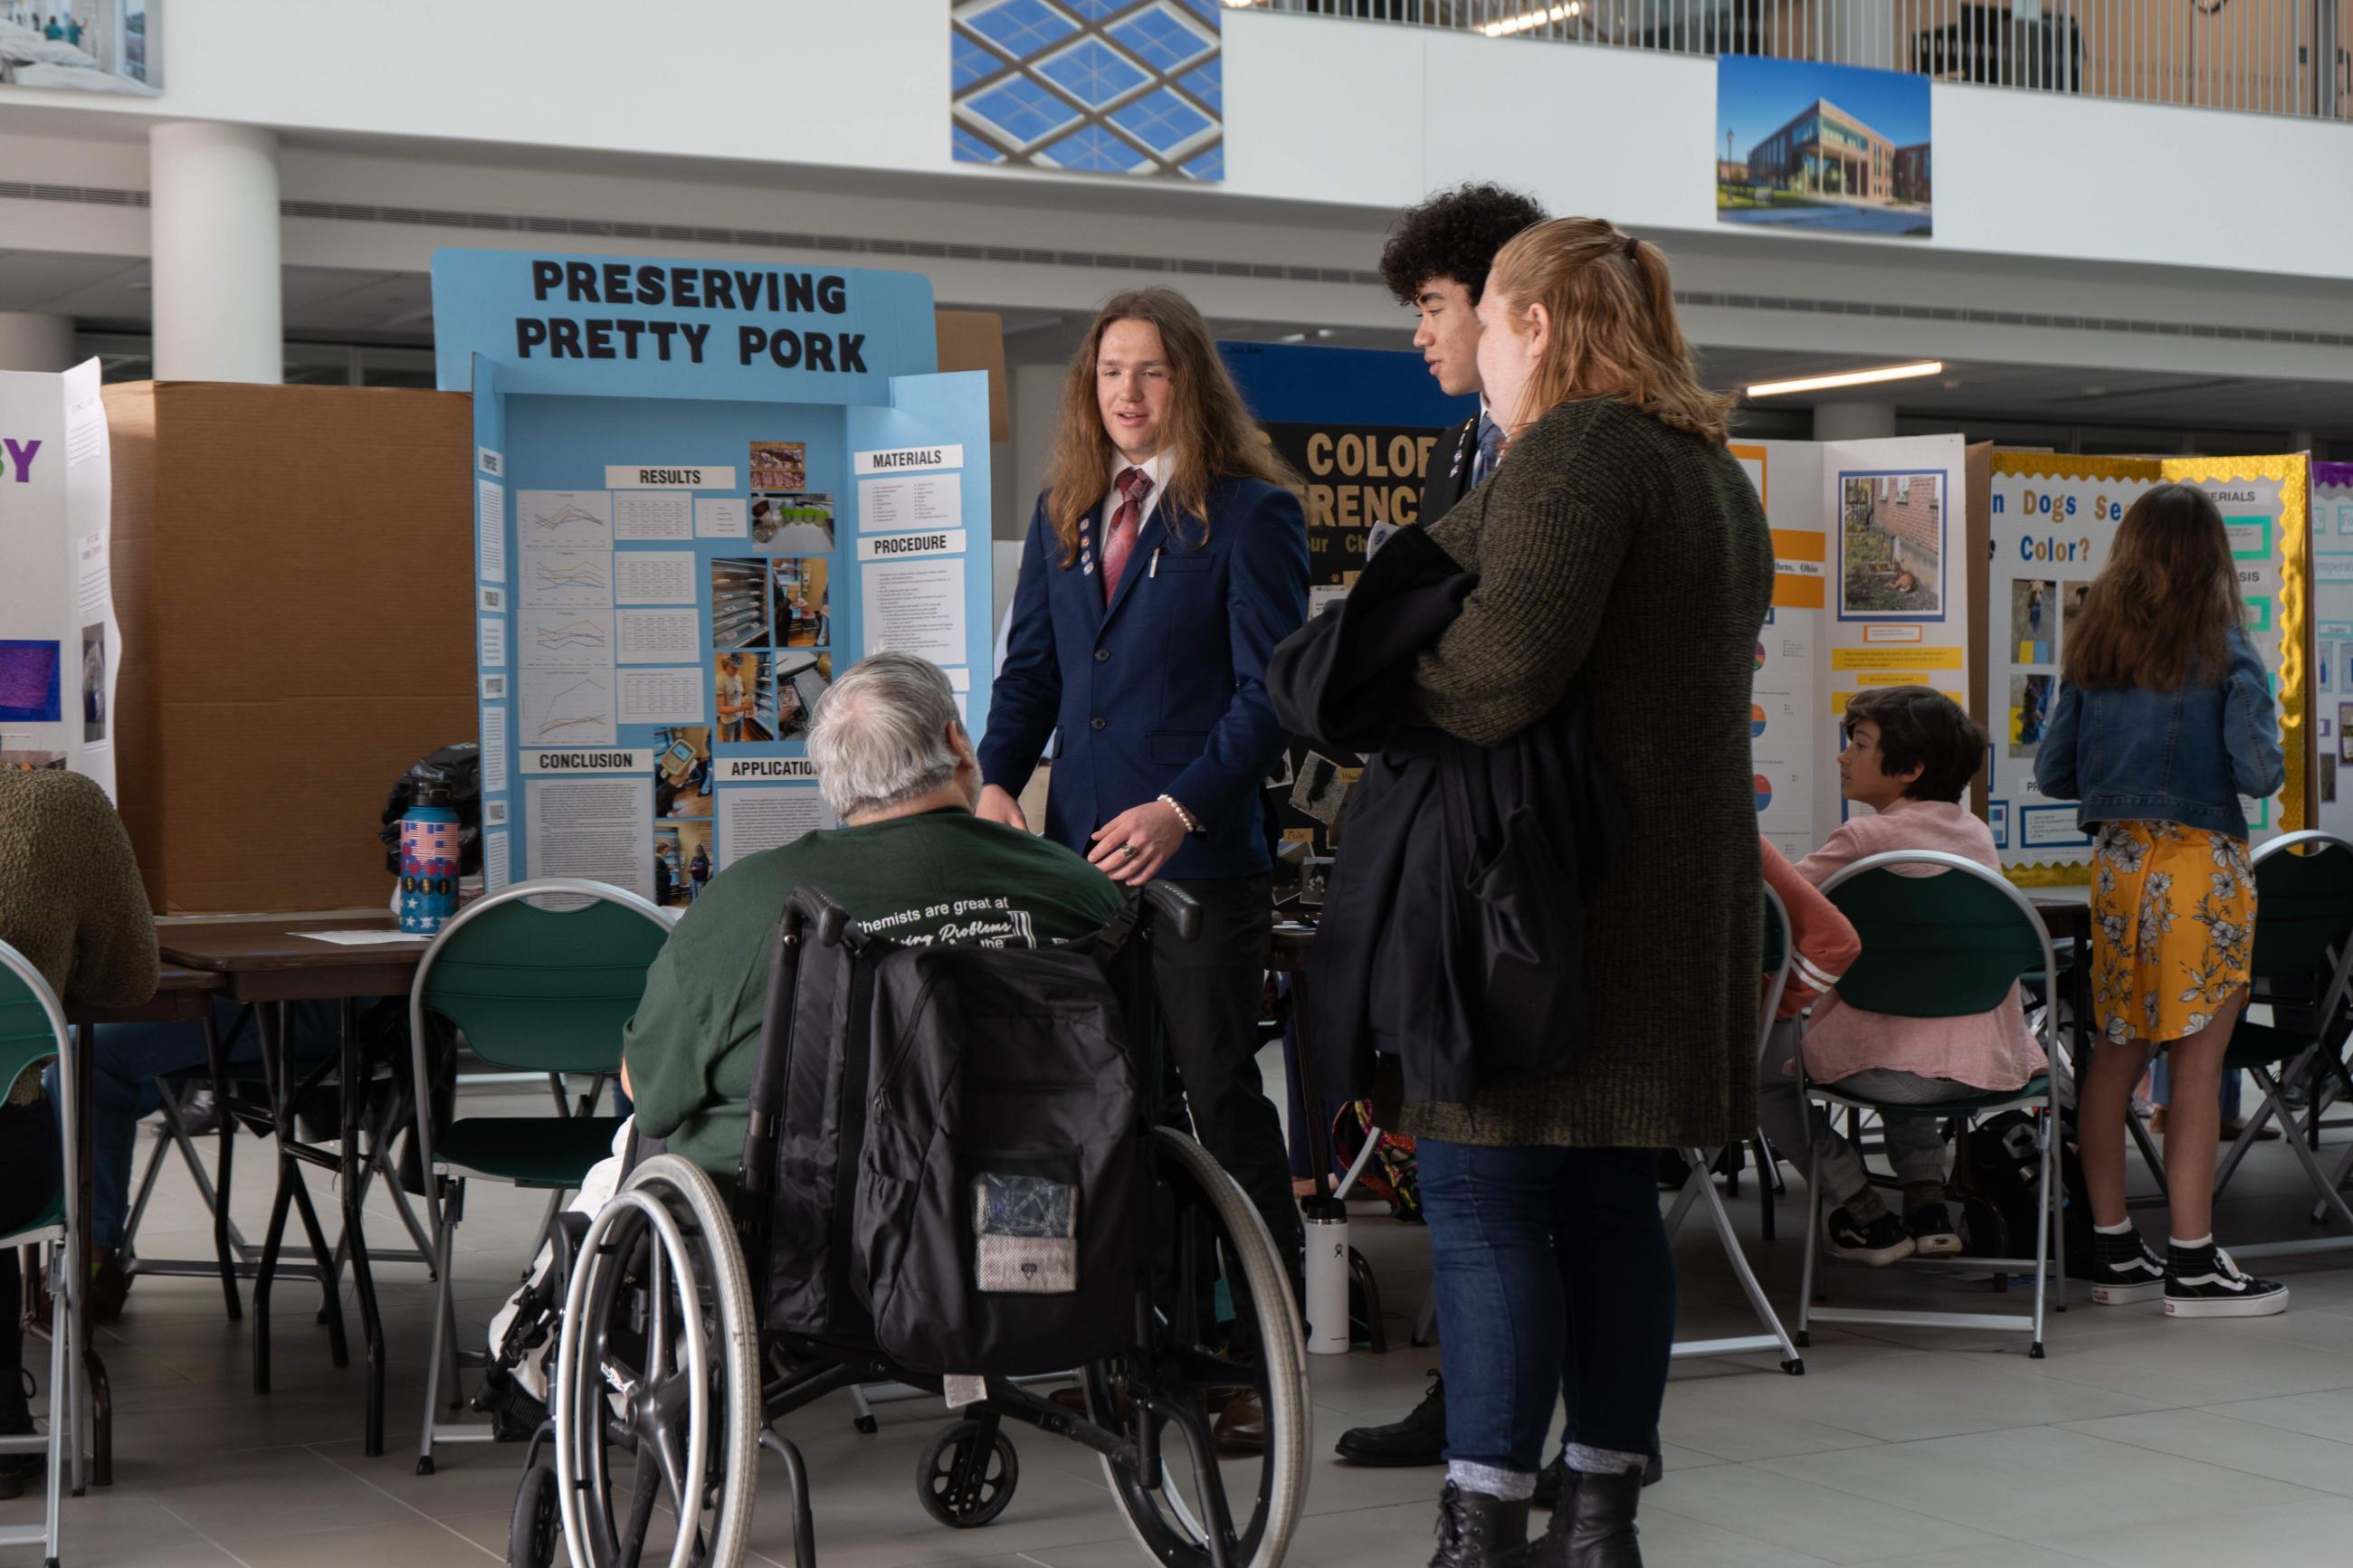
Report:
433,247,993,910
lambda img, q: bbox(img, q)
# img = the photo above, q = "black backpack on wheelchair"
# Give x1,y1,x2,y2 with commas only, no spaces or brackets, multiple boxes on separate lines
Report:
752,908,1148,1375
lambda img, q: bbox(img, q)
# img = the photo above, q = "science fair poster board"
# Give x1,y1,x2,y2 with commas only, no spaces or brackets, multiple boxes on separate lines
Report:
2311,461,2353,838
1221,341,1472,886
433,249,993,907
1984,452,2310,878
0,360,118,795
1738,434,1972,862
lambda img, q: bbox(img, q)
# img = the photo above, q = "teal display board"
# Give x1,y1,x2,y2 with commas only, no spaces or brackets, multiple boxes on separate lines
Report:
433,248,993,909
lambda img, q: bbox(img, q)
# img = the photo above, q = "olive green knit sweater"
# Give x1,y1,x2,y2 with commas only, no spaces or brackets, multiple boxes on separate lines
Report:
1,769,159,1104
1398,397,1774,1150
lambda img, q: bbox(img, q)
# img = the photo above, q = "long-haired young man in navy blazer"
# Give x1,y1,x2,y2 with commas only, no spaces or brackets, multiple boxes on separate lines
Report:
978,287,1310,1377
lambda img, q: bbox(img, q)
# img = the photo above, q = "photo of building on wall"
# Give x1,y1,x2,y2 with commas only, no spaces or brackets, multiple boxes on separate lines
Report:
1717,54,1929,237
1839,470,1946,620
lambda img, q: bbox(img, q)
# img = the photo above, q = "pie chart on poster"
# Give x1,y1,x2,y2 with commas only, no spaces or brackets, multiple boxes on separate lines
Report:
1754,774,1773,813
1750,703,1767,737
1754,641,1767,671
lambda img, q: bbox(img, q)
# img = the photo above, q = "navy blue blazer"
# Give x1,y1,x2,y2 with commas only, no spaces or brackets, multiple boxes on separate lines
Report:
979,475,1310,881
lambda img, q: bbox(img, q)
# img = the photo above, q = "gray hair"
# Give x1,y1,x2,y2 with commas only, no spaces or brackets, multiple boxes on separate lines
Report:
805,652,965,820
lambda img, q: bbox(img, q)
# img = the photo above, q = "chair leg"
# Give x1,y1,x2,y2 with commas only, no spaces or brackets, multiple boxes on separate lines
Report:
2029,1109,2053,1357
415,1182,460,1475
204,1010,243,1321
1694,1148,1802,1371
122,1086,178,1258
1756,1131,1780,1242
44,1251,66,1554
1796,1138,1823,1347
2253,1068,2353,1235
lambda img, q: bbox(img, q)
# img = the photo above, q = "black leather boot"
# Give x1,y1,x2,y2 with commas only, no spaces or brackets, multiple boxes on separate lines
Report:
1337,1370,1445,1466
1533,1468,1643,1567
1430,1481,1532,1567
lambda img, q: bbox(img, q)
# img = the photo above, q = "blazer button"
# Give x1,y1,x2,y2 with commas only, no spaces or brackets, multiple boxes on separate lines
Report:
1094,649,1110,662
1091,717,1107,731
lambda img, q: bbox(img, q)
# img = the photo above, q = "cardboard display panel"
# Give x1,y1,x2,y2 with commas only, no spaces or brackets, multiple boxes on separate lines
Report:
105,382,476,913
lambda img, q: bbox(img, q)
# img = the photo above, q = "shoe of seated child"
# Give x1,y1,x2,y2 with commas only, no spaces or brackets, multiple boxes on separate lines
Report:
1903,1195,1965,1258
2164,1241,2287,1318
2086,1223,2167,1306
1824,1198,1914,1266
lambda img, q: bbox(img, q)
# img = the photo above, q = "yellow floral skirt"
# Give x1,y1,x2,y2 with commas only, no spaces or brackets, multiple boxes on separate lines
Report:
2090,821,2255,1046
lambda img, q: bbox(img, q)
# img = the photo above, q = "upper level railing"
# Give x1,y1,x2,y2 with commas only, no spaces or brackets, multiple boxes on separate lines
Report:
1227,1,2353,121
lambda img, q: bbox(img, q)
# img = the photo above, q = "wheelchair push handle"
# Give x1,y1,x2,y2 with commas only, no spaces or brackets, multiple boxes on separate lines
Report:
1143,882,1201,944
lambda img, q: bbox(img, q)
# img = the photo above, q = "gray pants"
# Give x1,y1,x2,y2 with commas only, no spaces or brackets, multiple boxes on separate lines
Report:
1757,1020,1967,1203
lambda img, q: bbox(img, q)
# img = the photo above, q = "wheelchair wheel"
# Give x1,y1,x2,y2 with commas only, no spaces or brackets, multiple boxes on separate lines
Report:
916,1416,1019,1528
1094,1128,1309,1568
510,1463,559,1568
552,1155,761,1568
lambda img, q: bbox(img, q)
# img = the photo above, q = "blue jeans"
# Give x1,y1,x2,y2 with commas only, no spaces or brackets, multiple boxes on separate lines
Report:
44,997,338,1250
1419,1140,1674,1473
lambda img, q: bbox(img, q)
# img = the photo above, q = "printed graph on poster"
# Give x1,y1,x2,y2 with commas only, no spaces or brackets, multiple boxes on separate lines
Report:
1837,469,1945,621
517,489,614,549
519,670,617,747
1754,774,1774,813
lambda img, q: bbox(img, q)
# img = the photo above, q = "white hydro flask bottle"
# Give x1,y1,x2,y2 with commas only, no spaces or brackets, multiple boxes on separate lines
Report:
1301,1195,1351,1355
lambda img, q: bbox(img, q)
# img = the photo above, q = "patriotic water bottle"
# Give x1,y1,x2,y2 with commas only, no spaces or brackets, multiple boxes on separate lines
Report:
398,784,461,935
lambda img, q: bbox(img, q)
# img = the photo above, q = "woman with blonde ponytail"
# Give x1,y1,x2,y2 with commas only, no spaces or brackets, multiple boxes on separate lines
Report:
1386,219,1772,1567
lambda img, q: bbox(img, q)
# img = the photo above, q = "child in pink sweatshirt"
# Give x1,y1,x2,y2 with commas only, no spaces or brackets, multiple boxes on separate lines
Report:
1758,686,2044,1266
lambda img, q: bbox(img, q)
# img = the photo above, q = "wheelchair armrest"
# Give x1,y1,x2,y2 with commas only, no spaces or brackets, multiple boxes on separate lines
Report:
549,1209,594,1275
1146,882,1202,945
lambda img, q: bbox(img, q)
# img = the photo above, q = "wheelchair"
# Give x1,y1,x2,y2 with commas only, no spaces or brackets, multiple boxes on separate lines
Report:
506,883,1310,1568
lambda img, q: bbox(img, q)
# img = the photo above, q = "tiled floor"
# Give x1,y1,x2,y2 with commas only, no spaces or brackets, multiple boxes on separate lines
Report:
16,1071,2353,1567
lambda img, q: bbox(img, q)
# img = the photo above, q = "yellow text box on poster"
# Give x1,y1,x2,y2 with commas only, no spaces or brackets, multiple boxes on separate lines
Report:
1771,527,1826,609
1830,646,1966,672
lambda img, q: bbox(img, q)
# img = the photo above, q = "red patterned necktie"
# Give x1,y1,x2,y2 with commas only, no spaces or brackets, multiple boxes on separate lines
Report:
1101,466,1151,603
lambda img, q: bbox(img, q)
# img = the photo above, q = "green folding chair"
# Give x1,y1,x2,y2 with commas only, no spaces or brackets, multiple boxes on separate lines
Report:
408,879,672,1474
2205,831,2353,1262
1662,881,1805,1373
1800,850,2063,1357
0,938,82,1563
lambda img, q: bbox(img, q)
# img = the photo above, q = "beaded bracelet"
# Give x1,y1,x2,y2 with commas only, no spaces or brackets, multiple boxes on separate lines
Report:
1158,793,1202,835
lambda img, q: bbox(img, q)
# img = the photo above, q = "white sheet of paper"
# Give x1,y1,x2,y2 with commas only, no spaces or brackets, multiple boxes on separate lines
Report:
614,551,698,605
296,930,431,946
615,491,692,540
617,608,701,664
486,830,511,892
618,667,708,724
858,474,962,532
521,548,614,608
861,556,967,663
695,497,748,538
480,616,507,669
518,669,617,746
527,772,655,902
481,705,510,793
477,478,507,584
719,787,837,869
517,489,613,550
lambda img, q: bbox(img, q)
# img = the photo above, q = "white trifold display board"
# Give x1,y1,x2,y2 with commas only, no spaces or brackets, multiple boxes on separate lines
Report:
1738,434,1971,862
2311,461,2353,841
0,360,119,796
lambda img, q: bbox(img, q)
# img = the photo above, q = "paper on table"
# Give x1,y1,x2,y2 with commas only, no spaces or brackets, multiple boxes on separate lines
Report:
296,930,431,946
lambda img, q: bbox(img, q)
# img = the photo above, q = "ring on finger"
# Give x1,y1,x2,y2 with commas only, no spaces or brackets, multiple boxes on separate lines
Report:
1120,844,1139,859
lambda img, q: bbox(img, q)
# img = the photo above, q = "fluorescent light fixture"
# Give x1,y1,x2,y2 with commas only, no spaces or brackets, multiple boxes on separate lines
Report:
1483,3,1581,36
1745,361,1945,399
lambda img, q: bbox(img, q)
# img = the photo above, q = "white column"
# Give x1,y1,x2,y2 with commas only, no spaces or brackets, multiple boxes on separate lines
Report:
1009,361,1065,533
0,312,75,372
1814,400,1898,442
148,121,282,384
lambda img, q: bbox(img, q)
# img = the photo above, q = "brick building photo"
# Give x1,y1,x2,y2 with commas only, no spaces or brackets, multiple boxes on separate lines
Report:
1840,471,1945,616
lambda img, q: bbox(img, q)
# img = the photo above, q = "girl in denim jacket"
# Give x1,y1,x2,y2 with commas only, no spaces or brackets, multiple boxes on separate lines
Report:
2036,483,2289,1318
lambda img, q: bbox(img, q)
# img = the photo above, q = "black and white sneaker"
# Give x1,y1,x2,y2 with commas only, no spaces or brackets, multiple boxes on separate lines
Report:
1906,1202,1965,1258
2164,1244,2288,1318
2086,1231,2167,1306
1826,1204,1915,1266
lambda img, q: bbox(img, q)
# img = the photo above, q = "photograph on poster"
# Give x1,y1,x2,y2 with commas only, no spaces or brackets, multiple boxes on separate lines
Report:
2062,580,2092,640
653,821,714,910
1838,470,1944,619
0,639,62,722
775,651,834,739
2010,579,2056,665
0,0,157,95
1717,55,1929,237
714,651,773,744
2009,673,2053,758
749,441,807,490
654,725,712,819
2341,701,2353,765
710,557,771,648
751,493,834,554
80,622,103,740
775,557,832,647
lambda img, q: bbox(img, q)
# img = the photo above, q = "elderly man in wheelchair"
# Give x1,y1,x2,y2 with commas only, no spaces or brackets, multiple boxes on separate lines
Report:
491,652,1310,1568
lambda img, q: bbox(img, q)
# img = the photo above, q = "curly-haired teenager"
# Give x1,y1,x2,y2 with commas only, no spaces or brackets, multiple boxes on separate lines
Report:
1377,182,1548,527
